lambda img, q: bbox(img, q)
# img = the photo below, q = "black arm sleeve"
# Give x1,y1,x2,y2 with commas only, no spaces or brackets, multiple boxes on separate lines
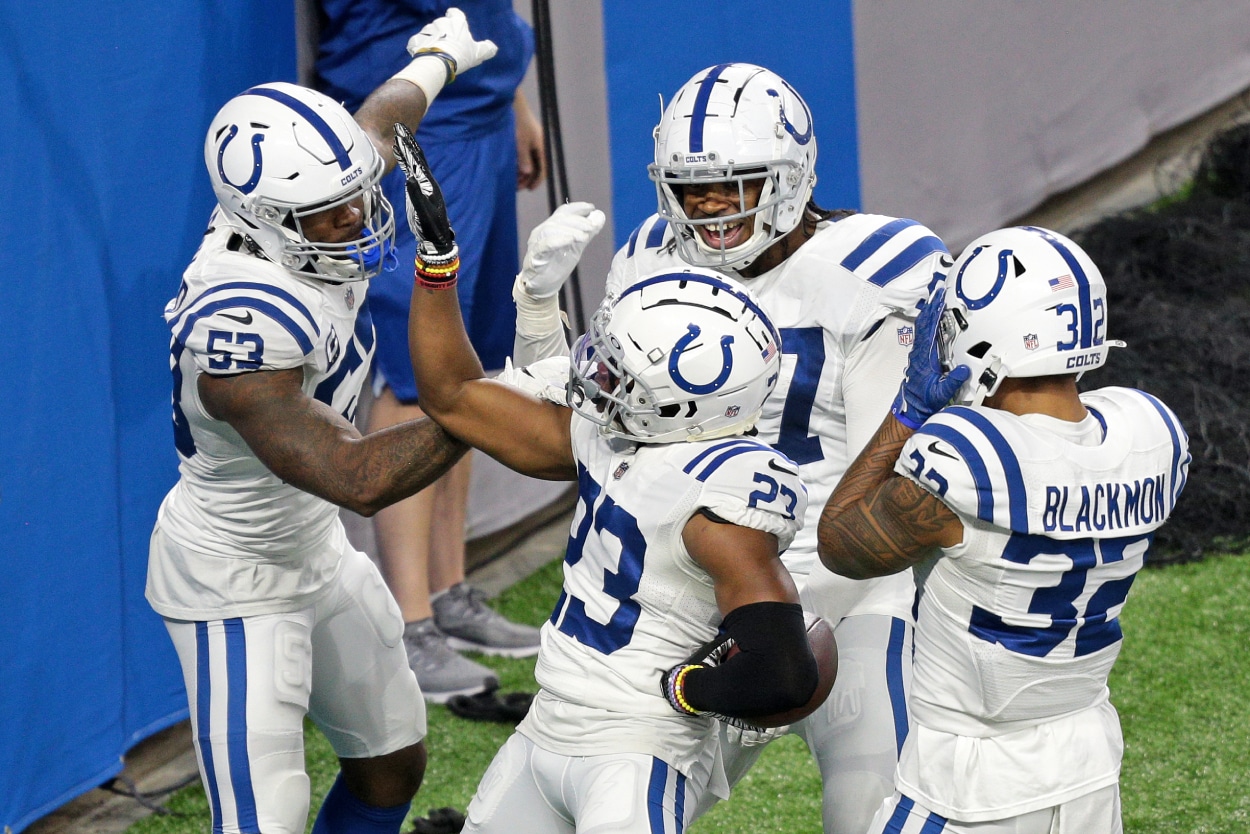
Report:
681,601,818,719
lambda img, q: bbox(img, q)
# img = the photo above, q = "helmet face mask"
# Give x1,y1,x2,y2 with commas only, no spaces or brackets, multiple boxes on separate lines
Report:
941,226,1125,406
568,269,783,444
649,63,817,272
206,83,396,282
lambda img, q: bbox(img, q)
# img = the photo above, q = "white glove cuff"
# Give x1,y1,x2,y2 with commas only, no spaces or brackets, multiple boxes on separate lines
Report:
513,283,564,338
391,54,452,104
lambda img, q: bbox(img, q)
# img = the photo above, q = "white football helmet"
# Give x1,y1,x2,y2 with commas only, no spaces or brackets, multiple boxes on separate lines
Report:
941,226,1125,406
569,269,782,443
649,63,818,272
205,82,395,282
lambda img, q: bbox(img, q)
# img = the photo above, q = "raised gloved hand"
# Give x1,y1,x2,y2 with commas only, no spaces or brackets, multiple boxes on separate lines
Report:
891,287,971,429
406,7,498,83
515,202,606,299
393,122,459,289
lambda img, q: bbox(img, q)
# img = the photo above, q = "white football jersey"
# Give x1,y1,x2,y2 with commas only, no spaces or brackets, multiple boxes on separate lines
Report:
607,213,946,618
520,414,807,776
892,387,1190,819
146,211,376,620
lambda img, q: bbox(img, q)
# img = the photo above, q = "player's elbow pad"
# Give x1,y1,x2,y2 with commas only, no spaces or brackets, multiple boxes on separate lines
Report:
683,601,818,718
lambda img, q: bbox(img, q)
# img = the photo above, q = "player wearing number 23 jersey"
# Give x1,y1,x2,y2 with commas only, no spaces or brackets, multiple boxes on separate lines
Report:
820,226,1190,834
398,133,825,834
523,413,806,780
509,64,948,834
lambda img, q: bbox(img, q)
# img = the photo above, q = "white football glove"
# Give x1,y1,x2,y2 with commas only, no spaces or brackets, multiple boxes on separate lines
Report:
406,7,498,81
516,202,606,299
722,719,789,748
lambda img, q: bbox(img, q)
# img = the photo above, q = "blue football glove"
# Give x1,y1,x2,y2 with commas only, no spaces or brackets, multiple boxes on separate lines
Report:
891,288,971,429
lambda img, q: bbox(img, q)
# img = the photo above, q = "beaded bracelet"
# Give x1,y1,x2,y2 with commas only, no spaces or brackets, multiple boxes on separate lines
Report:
669,664,704,717
414,251,460,290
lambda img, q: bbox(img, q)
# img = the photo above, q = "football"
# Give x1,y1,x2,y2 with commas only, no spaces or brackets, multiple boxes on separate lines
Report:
727,611,838,728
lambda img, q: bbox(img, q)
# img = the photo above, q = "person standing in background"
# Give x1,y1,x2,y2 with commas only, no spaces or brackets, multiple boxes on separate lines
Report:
316,1,546,702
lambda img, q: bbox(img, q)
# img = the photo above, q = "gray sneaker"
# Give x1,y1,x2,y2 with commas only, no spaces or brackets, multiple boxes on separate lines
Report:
433,583,542,658
403,618,499,704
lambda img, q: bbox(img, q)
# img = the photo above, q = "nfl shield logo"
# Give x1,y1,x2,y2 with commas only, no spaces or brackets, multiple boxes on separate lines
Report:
725,405,741,418
613,461,630,480
1024,333,1039,350
345,286,356,310
897,326,914,346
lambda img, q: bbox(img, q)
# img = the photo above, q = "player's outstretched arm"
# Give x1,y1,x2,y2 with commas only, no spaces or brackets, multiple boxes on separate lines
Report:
819,289,966,578
199,368,467,517
395,124,576,480
355,7,499,173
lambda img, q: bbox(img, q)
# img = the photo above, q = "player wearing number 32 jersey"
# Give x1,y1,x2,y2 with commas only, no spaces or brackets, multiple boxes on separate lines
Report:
820,226,1190,834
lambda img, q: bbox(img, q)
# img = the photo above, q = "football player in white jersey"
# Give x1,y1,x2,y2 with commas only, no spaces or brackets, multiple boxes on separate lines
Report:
819,226,1191,834
146,12,500,834
510,63,949,834
391,125,833,834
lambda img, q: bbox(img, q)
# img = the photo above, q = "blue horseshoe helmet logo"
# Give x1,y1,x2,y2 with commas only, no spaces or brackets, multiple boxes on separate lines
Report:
954,246,1014,311
216,124,265,195
669,324,735,394
767,84,813,146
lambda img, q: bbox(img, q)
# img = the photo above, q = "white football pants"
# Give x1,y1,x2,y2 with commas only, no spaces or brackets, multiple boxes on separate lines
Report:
463,732,706,834
163,546,426,834
865,785,1122,834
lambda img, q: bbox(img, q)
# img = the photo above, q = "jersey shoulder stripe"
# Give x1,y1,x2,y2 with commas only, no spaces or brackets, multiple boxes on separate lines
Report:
626,215,670,258
681,438,767,481
913,406,1029,531
174,294,316,356
866,234,948,288
170,280,320,338
836,216,948,287
944,406,1029,531
1120,388,1191,504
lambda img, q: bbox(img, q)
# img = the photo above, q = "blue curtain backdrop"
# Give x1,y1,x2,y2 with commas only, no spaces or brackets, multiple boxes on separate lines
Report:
599,1,860,246
0,1,296,830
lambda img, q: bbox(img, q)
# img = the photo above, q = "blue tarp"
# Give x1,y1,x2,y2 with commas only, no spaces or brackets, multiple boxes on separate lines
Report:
0,2,296,830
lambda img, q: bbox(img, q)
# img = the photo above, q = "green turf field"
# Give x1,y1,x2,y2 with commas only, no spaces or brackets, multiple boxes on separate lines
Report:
128,551,1250,834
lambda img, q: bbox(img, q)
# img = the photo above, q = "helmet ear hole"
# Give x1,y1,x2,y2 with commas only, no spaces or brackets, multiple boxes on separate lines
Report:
966,341,992,359
657,404,681,418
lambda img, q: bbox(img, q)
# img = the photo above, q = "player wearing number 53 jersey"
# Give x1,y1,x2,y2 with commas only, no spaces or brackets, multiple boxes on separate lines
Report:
820,227,1190,834
145,15,502,830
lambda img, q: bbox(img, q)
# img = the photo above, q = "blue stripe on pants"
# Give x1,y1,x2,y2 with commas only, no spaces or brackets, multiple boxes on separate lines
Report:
886,617,910,756
195,622,224,834
223,618,260,832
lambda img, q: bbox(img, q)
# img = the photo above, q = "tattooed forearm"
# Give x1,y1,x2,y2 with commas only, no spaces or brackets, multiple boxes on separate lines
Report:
201,368,467,517
821,479,953,578
348,418,469,514
822,415,912,523
818,414,961,578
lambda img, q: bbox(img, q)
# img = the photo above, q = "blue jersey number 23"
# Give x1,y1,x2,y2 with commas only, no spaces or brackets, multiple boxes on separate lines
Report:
551,464,646,654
